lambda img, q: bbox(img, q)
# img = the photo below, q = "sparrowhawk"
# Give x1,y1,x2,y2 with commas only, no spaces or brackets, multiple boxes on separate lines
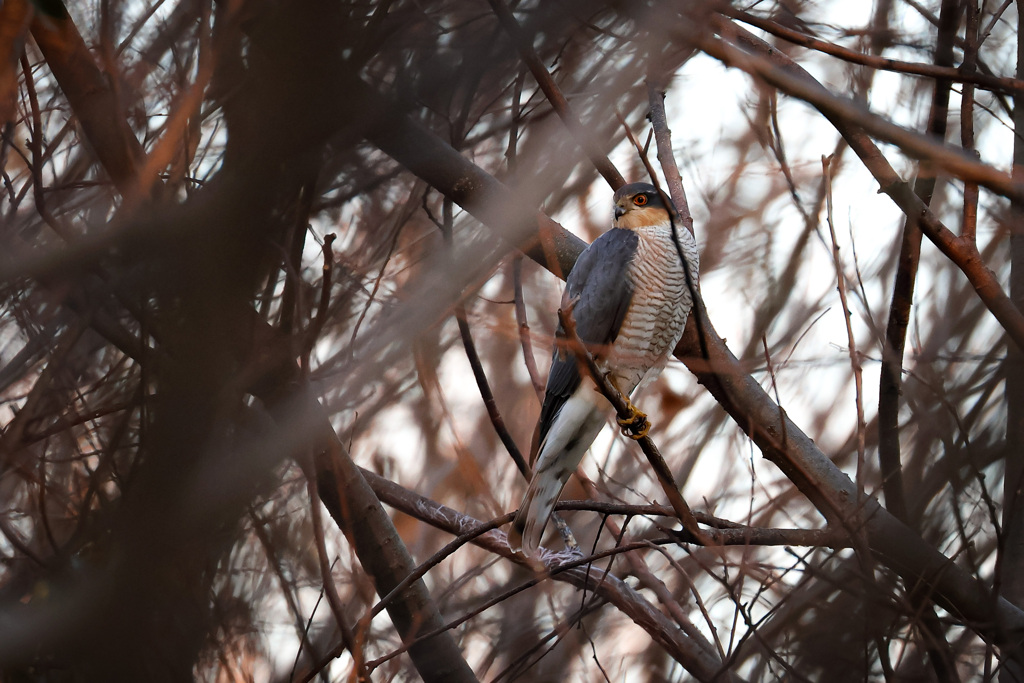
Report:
508,182,699,557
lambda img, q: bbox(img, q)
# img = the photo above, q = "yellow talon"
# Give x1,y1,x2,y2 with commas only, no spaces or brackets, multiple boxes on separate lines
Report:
617,401,650,440
629,420,650,440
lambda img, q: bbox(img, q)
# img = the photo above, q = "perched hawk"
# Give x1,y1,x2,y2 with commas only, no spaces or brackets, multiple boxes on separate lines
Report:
508,182,699,558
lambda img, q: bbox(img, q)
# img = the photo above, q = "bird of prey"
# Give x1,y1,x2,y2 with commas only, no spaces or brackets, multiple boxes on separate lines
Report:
507,182,699,558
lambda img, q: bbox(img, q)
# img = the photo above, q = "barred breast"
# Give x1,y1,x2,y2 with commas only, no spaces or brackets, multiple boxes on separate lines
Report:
605,224,698,395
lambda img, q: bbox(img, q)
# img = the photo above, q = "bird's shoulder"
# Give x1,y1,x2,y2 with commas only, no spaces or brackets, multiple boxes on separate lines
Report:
559,227,639,348
566,228,639,294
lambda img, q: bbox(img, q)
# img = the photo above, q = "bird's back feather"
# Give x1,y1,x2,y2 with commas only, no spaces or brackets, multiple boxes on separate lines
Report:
538,228,638,446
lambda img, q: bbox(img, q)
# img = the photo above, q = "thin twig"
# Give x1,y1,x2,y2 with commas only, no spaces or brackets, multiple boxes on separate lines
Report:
643,541,725,658
960,0,980,244
505,68,524,174
302,233,335,374
823,154,888,679
766,89,804,215
437,196,530,477
761,336,788,449
455,304,530,477
492,599,608,683
21,53,68,240
504,67,544,400
645,77,693,234
822,155,867,494
305,473,367,681
348,189,416,352
512,255,544,401
348,218,401,350
249,508,325,680
280,181,316,337
505,68,546,401
979,0,1013,47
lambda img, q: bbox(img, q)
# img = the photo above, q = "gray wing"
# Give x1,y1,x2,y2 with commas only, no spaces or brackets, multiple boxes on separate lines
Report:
538,228,638,444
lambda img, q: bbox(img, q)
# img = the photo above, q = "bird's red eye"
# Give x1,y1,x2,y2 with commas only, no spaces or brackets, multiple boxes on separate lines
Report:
633,194,648,206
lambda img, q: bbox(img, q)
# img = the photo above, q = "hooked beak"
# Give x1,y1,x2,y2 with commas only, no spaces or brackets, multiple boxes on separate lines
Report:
614,204,626,219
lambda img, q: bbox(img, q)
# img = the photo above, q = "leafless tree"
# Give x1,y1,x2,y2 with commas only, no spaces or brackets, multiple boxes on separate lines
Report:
1,1,1023,681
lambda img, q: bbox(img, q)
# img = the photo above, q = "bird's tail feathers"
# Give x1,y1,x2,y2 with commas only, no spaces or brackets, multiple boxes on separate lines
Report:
507,470,568,558
509,393,605,557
